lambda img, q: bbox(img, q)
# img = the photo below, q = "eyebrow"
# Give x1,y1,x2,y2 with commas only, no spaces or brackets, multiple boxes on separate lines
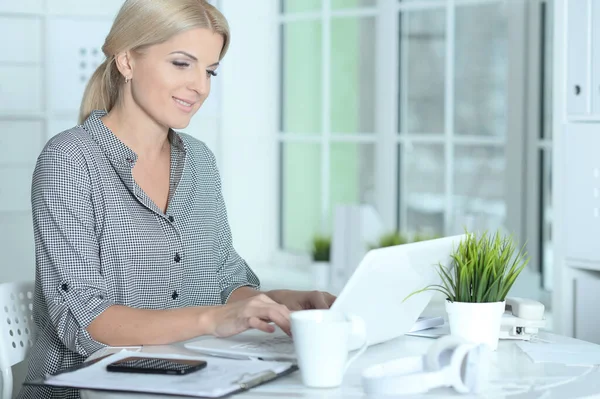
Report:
170,51,198,60
169,51,220,67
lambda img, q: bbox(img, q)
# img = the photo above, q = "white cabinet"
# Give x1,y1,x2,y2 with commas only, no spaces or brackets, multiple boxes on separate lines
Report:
565,0,600,119
564,124,600,262
593,0,600,115
574,276,600,344
556,0,600,338
566,0,590,116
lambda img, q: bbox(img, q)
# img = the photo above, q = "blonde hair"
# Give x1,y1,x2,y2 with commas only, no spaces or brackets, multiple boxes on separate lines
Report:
79,0,230,123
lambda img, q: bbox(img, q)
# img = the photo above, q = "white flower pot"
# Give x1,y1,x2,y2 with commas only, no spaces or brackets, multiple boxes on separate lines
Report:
311,261,330,290
445,300,505,351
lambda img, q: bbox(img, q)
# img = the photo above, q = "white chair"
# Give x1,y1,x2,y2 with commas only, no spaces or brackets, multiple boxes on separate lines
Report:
0,282,35,399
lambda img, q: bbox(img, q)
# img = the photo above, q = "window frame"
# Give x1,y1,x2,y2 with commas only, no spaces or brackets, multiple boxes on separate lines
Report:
524,0,554,302
277,0,550,298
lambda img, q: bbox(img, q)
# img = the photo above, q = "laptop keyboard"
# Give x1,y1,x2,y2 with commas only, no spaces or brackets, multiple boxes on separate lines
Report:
231,335,295,354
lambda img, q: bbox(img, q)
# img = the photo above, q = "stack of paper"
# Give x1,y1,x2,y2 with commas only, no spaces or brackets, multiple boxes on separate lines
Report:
27,350,296,398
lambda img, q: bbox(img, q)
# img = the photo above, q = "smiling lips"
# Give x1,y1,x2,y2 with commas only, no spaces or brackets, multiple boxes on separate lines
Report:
173,96,195,113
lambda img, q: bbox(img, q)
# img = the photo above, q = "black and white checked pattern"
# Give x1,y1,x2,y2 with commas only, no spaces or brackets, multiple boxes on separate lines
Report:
17,110,260,399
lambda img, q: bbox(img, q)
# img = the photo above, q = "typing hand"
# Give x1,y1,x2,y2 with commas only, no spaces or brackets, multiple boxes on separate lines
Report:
209,294,291,338
266,289,337,311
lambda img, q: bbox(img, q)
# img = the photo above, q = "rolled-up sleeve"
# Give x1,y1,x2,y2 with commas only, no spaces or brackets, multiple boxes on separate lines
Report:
31,148,113,357
209,154,260,303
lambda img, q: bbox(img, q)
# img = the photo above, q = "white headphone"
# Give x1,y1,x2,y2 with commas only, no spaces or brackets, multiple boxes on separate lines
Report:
361,335,491,396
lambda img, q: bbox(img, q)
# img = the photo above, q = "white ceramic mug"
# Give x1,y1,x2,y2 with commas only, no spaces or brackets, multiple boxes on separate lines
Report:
290,309,368,388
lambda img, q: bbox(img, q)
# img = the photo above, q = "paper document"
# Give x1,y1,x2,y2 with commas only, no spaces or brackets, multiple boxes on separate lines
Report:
408,316,445,332
517,340,600,366
28,350,295,398
405,324,450,338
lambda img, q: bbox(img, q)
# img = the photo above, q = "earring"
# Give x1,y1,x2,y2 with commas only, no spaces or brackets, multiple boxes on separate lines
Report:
125,77,130,83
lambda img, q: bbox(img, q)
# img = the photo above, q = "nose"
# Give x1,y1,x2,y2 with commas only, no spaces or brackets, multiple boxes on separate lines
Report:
190,71,210,98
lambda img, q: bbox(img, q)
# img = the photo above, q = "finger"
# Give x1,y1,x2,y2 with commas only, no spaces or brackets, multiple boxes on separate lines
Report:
248,316,276,334
310,291,330,309
265,307,292,336
286,302,304,311
255,293,277,304
323,292,337,307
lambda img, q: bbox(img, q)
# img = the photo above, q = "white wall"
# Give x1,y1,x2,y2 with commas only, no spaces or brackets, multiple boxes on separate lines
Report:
217,0,280,268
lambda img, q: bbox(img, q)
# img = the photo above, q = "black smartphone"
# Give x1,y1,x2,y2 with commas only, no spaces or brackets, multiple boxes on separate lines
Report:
106,356,207,375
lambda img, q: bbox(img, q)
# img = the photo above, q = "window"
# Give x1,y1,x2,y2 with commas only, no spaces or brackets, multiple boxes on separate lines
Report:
398,2,509,238
278,0,378,252
278,0,551,296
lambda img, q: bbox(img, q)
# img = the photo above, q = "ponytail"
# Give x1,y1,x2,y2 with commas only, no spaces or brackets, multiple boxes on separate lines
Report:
78,0,230,124
78,57,123,123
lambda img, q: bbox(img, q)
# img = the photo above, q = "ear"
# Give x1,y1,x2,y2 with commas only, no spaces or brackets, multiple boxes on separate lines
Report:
114,50,134,81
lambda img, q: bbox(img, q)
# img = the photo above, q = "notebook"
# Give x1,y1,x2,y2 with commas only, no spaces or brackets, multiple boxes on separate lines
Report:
26,350,296,398
185,235,463,361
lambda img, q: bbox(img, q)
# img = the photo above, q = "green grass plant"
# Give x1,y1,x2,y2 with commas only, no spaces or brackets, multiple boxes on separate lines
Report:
311,235,331,262
405,230,529,303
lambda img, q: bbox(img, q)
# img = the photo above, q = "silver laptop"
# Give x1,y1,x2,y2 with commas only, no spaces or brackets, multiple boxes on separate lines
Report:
183,234,465,361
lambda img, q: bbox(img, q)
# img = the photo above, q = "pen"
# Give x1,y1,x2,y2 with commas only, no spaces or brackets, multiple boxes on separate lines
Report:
235,370,278,389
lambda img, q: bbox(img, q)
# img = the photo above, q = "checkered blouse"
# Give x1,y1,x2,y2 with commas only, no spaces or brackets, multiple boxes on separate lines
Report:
18,110,260,399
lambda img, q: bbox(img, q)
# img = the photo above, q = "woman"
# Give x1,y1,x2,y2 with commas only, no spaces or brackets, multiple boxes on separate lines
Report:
18,1,334,398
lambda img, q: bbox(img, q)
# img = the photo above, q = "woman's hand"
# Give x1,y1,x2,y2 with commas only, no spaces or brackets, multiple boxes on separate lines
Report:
266,290,336,311
208,294,291,338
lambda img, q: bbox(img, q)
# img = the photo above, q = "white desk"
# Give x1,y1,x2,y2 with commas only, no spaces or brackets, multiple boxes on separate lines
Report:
81,331,600,399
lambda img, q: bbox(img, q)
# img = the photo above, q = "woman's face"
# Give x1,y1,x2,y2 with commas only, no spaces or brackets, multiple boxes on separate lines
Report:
127,28,223,130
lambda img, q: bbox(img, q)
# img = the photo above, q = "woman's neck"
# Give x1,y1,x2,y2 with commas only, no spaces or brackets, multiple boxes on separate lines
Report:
102,104,170,161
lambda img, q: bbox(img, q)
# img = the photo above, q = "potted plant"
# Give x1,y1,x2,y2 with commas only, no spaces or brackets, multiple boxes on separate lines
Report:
310,234,331,290
369,231,408,250
412,231,440,243
405,230,529,350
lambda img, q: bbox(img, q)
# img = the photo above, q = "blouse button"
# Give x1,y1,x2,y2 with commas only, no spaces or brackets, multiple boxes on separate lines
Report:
172,291,179,300
174,253,181,263
61,283,68,292
168,215,175,223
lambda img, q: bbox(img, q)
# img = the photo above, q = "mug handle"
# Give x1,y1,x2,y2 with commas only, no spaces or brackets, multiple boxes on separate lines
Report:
344,314,368,373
